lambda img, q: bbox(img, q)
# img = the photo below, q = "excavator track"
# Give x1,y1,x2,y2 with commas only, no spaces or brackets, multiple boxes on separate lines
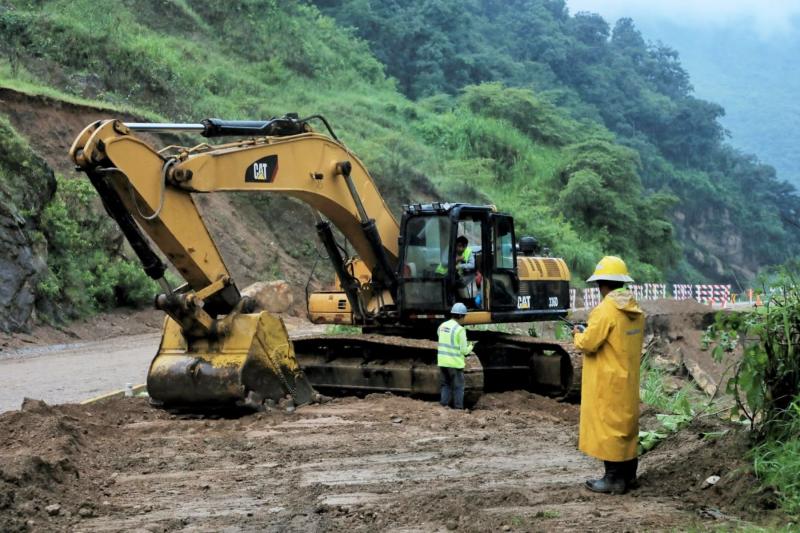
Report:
293,330,582,406
468,331,583,402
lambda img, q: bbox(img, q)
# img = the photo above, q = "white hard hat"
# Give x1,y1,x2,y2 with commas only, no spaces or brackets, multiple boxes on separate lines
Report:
450,302,468,316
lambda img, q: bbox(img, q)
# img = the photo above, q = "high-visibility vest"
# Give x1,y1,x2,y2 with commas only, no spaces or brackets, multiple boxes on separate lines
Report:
457,247,473,273
436,247,473,276
437,319,469,369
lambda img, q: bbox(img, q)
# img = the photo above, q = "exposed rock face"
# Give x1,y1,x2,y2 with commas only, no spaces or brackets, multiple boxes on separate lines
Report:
0,207,43,331
675,207,755,283
0,116,56,332
241,280,295,314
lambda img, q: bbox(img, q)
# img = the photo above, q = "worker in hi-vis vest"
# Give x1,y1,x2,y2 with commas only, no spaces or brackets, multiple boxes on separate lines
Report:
437,302,474,409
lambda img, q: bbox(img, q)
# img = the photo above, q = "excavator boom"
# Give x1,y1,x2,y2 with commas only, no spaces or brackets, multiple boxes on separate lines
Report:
70,116,401,408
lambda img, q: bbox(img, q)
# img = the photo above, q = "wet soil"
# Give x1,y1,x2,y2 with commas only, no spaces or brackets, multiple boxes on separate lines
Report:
0,391,780,532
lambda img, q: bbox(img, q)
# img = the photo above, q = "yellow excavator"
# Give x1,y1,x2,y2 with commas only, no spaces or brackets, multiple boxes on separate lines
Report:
69,114,580,409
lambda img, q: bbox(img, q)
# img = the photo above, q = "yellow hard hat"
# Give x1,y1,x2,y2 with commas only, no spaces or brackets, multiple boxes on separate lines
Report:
586,256,634,283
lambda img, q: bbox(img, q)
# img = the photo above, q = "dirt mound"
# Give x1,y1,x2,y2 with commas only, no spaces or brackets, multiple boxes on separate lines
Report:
476,391,579,424
639,298,713,316
639,417,777,521
0,397,169,531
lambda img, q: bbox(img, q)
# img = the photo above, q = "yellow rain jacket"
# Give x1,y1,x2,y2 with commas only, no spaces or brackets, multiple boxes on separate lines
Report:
574,289,645,462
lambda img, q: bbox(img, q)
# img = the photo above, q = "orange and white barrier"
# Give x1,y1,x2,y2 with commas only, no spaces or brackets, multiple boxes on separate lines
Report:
672,284,694,300
694,284,731,306
571,283,732,310
582,288,601,308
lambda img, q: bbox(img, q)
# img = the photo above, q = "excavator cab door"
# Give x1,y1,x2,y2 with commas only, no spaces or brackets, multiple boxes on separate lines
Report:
398,214,452,316
487,214,520,311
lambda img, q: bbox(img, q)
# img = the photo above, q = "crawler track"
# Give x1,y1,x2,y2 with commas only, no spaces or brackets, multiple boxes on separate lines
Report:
293,331,582,406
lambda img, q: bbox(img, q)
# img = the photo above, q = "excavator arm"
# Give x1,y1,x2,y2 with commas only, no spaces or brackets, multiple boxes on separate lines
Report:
69,115,400,407
71,117,400,319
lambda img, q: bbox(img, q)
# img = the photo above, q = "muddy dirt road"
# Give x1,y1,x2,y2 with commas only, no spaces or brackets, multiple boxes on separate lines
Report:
0,317,326,413
0,334,160,413
1,393,744,533
0,301,778,531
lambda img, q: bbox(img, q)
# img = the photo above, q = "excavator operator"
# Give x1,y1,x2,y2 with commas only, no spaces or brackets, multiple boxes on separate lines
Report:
455,236,479,306
454,236,475,274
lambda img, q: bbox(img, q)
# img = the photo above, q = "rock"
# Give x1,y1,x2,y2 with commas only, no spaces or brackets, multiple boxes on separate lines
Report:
45,504,61,516
78,506,95,518
0,124,57,333
446,520,458,530
20,398,51,413
17,501,36,516
391,416,403,424
241,281,294,314
502,526,512,532
703,475,721,488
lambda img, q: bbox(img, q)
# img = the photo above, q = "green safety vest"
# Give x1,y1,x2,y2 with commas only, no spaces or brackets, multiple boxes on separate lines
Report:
435,247,472,276
457,247,472,273
437,319,470,369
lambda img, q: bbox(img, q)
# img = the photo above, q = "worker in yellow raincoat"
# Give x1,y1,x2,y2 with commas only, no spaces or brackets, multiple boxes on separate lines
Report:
573,256,645,494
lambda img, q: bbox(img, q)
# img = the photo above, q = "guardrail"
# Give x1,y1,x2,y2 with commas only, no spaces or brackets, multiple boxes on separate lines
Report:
569,283,749,310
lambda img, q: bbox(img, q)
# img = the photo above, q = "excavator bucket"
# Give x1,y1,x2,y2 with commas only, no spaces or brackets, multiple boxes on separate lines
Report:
147,312,315,408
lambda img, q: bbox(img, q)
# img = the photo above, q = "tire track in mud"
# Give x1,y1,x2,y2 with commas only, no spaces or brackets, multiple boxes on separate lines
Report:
60,394,711,533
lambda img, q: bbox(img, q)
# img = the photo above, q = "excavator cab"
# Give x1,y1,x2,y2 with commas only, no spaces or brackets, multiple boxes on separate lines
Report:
398,203,569,325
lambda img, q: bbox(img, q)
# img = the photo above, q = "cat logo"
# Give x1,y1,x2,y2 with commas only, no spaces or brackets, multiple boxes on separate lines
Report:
517,295,531,309
252,162,271,181
244,155,278,183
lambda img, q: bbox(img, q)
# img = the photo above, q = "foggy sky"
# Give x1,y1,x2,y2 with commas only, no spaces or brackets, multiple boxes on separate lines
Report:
567,0,800,38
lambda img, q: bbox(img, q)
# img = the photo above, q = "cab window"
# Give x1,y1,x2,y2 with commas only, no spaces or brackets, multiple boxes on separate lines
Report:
403,216,450,278
494,218,514,270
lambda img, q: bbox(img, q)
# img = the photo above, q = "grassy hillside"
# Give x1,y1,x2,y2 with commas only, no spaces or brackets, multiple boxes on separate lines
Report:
313,0,800,284
0,0,743,326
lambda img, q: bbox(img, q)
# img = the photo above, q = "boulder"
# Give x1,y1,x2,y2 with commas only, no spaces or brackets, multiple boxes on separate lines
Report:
241,280,294,314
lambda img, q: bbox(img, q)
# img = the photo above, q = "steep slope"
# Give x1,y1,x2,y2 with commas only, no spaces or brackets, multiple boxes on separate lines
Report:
0,0,687,330
314,0,800,283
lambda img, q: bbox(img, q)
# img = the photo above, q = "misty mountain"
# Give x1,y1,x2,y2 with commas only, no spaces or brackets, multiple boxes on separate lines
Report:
617,19,800,187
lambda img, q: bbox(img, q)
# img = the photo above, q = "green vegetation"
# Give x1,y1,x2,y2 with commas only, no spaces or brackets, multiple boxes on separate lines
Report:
0,116,154,322
325,324,361,335
706,268,800,515
38,176,159,319
0,0,796,320
637,352,700,453
644,23,800,188
314,0,800,282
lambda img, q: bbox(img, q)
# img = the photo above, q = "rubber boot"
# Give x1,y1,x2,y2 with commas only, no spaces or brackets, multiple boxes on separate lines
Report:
585,461,627,495
623,458,639,490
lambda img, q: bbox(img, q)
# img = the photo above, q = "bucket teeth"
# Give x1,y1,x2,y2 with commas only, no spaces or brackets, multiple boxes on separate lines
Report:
147,312,315,408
